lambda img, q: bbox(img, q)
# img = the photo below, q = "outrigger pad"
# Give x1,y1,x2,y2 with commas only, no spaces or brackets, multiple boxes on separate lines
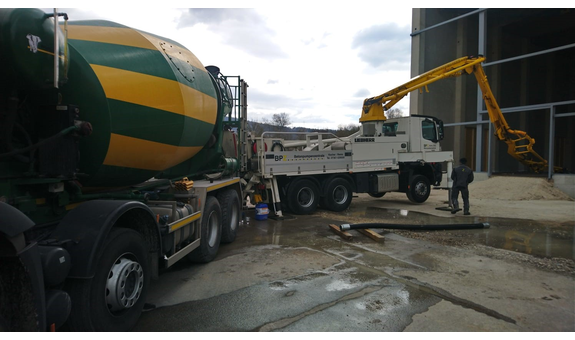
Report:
268,213,296,221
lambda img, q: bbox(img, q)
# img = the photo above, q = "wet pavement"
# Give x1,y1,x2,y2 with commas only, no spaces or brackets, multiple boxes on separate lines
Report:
134,206,575,332
341,205,574,260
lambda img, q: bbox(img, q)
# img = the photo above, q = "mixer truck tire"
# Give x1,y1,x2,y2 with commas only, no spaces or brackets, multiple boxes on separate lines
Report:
218,189,240,243
65,228,149,332
321,177,353,212
287,178,319,214
406,175,431,203
188,196,222,263
0,314,7,331
0,255,38,331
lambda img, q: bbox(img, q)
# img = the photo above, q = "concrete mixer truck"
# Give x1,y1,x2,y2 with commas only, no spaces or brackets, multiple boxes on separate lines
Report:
0,8,247,331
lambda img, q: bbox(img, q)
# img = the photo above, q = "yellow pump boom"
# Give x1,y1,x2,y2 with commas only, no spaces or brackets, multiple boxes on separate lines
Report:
361,55,552,173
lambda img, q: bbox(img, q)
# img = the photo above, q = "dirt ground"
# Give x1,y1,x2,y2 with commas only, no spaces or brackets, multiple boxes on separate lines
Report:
349,176,574,223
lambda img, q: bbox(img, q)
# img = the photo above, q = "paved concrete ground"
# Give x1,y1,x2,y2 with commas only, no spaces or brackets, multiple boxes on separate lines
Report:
133,203,574,332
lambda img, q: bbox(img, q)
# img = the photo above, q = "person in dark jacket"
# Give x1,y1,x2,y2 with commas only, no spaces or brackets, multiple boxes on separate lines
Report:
451,157,474,215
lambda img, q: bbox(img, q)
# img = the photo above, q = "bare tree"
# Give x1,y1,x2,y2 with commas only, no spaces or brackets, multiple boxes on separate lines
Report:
386,108,403,118
335,123,360,137
271,113,291,127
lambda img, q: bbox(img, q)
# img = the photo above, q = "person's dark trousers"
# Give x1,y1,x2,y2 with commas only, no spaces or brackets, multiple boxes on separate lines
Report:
451,186,470,213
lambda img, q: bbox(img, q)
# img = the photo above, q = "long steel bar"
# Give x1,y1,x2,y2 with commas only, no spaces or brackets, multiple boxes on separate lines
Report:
410,8,487,37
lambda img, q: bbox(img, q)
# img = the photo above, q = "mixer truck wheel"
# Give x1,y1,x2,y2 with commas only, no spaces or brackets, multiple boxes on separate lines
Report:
218,189,240,243
321,177,353,212
0,314,7,332
188,196,222,263
66,228,149,331
287,179,319,214
0,256,37,331
406,175,431,203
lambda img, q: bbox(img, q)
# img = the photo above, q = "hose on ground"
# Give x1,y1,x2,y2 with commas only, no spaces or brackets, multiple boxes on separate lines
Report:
340,222,489,231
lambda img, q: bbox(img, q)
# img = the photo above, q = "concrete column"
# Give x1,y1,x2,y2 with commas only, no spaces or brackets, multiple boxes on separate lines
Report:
410,9,425,114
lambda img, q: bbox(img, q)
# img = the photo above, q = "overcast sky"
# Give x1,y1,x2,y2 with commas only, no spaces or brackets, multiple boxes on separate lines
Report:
25,2,419,129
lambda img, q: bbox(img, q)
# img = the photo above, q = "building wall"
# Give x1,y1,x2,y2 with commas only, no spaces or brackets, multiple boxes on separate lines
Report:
410,8,575,174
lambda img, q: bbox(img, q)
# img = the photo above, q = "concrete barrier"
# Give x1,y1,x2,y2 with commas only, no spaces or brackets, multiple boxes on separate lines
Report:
552,174,575,199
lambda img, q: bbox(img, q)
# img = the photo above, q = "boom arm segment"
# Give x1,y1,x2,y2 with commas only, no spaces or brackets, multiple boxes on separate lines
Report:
471,62,549,173
361,55,551,173
360,56,486,122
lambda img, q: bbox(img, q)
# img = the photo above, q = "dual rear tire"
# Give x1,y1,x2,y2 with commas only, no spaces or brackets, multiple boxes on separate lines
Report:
287,179,319,214
321,177,353,212
285,174,431,213
287,177,353,214
188,189,240,262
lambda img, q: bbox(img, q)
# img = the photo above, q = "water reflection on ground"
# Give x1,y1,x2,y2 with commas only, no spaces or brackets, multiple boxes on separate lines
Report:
339,206,574,260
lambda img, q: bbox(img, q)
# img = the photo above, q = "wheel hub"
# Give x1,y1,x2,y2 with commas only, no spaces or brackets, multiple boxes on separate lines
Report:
297,188,314,207
333,185,348,204
415,182,428,196
106,256,144,312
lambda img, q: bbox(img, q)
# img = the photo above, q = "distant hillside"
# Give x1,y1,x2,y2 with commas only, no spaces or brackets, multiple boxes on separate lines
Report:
246,121,358,138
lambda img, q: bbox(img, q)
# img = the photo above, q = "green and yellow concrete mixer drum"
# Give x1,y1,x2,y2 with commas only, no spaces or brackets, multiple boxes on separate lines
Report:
63,17,224,187
1,8,227,187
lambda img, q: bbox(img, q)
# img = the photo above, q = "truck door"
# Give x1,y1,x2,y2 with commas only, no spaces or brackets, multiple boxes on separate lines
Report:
420,118,442,152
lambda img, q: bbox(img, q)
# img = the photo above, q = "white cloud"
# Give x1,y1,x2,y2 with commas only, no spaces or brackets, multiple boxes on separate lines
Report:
352,23,412,69
26,4,414,129
177,9,288,60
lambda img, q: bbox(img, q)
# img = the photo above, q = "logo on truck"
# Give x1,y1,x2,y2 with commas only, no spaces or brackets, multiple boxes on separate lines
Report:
26,34,41,53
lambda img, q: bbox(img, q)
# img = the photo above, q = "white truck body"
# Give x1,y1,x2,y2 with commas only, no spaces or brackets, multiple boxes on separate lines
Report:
244,115,454,217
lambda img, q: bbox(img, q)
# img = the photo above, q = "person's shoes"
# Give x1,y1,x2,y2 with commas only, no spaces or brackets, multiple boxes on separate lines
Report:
451,208,461,214
464,211,470,215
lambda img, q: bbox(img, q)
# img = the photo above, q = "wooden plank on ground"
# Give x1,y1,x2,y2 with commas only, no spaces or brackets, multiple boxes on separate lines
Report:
328,224,353,241
357,228,385,242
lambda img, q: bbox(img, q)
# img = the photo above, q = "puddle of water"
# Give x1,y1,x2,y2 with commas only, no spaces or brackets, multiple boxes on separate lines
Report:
341,206,574,260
